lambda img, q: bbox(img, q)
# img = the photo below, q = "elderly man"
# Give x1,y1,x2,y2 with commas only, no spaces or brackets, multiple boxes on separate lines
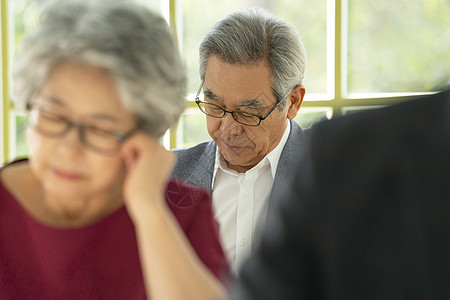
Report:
172,8,308,274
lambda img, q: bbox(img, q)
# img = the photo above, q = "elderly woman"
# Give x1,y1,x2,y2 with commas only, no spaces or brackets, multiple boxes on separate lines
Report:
0,0,227,299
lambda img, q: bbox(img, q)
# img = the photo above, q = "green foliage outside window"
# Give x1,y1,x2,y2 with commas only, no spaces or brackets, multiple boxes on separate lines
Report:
6,0,450,157
348,0,450,93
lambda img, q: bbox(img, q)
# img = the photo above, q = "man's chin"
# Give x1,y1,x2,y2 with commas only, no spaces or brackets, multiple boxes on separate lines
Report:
220,153,257,173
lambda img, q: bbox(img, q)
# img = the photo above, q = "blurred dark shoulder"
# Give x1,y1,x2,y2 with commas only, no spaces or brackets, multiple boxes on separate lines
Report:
307,89,450,155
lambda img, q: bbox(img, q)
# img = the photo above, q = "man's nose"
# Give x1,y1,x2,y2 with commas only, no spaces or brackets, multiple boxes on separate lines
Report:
220,112,243,136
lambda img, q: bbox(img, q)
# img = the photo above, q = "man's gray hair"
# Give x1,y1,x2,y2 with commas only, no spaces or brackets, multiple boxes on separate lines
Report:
199,8,306,108
12,0,185,138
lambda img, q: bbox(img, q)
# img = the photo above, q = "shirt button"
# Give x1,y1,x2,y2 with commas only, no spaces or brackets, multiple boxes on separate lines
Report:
240,239,248,247
242,192,248,198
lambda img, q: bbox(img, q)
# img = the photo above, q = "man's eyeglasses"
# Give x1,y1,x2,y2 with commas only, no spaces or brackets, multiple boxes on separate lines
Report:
195,82,281,127
28,104,137,155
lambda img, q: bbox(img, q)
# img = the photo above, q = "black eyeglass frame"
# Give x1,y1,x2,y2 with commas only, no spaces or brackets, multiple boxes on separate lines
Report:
194,81,282,127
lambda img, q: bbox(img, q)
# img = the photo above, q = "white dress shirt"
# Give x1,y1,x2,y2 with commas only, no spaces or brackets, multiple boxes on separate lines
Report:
211,123,291,275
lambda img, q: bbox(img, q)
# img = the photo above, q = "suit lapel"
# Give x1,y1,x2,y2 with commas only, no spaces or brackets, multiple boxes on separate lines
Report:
269,121,307,210
185,141,216,192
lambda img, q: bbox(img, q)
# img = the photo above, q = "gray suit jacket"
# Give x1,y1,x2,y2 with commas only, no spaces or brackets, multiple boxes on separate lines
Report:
171,120,308,210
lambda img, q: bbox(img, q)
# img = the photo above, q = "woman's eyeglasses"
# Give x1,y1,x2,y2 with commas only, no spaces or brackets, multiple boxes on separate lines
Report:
28,104,137,155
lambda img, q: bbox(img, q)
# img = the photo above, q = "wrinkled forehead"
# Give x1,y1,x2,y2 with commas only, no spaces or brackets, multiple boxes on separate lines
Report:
30,62,136,124
203,57,276,108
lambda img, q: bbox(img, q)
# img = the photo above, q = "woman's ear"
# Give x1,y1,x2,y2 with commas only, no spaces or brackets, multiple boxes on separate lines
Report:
286,84,306,120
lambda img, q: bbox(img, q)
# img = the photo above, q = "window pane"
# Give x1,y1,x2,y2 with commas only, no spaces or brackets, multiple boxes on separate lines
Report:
10,0,41,161
14,114,28,159
293,107,332,129
177,108,210,147
342,106,383,115
182,0,327,97
347,0,450,94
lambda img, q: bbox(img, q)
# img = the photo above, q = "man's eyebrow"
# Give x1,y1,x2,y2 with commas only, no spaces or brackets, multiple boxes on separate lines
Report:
239,99,265,109
203,88,222,102
204,88,265,109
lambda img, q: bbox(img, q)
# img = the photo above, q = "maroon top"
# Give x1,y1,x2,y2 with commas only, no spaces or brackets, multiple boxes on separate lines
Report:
0,160,228,299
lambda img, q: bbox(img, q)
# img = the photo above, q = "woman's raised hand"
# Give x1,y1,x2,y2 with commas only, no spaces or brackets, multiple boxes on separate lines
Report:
120,133,175,219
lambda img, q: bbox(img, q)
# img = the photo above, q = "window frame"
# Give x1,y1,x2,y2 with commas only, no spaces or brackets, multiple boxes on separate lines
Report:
1,0,11,163
1,0,435,163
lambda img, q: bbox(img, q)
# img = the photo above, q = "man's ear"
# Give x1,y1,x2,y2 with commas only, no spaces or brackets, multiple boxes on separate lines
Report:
286,84,306,120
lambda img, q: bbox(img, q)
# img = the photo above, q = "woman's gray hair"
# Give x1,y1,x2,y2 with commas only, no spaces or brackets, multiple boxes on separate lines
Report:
199,8,306,108
12,0,185,138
